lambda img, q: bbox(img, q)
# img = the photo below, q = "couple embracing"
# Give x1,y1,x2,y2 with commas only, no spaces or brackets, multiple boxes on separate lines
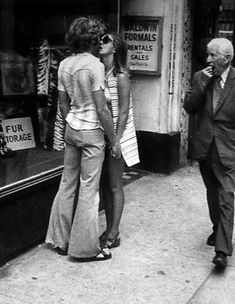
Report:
45,17,139,262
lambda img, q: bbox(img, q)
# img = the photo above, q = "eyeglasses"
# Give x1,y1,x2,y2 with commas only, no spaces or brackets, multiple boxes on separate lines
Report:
100,34,113,44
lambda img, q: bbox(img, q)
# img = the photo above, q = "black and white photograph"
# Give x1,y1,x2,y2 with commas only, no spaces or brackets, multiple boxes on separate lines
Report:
0,0,235,303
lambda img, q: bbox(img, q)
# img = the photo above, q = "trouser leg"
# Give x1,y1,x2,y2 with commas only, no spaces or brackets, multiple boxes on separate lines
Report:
46,142,81,248
215,187,234,256
68,130,105,258
199,161,220,232
199,160,234,256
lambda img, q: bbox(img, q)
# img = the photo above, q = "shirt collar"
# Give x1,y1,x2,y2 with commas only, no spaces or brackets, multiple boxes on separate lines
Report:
220,65,230,84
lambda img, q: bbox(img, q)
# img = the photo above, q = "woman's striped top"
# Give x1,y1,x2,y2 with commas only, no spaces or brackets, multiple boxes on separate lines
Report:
106,70,140,167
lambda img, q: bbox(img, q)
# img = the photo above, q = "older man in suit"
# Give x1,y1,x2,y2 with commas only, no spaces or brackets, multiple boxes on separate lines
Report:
184,38,235,268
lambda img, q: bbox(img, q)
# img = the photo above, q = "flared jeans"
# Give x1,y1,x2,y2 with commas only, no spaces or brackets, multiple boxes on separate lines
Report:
46,124,105,258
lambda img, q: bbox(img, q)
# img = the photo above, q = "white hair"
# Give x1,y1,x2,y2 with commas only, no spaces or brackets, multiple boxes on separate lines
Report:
207,38,234,61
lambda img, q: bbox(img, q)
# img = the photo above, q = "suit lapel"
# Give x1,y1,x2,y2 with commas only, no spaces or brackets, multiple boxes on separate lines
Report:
202,74,214,115
215,67,235,114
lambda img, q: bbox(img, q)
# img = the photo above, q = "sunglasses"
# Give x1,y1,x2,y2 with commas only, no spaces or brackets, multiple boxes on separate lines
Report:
100,34,113,44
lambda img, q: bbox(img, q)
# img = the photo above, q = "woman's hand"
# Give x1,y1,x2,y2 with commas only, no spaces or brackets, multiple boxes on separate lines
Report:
111,142,122,159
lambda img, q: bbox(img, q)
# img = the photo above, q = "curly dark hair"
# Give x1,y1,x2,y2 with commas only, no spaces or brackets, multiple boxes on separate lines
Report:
109,32,128,75
65,17,106,53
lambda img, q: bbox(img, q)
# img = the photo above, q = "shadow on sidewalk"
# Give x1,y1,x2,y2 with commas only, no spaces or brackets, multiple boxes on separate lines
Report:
123,168,150,186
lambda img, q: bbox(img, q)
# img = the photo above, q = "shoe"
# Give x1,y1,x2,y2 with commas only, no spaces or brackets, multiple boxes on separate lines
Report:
102,233,121,249
76,248,112,262
212,252,227,268
54,246,68,256
207,233,215,246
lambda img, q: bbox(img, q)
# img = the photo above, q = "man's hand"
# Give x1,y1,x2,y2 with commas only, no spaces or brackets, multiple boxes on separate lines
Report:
202,65,214,78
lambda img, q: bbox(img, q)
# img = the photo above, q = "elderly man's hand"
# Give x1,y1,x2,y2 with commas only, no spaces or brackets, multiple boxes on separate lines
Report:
202,65,214,78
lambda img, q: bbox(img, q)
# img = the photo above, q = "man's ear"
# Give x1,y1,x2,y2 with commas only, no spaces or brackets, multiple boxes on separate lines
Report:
224,54,231,64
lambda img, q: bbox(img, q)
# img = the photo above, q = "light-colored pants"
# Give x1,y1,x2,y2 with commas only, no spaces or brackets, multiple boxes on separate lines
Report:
46,124,105,258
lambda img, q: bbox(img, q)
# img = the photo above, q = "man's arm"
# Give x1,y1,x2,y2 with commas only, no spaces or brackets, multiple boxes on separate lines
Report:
93,90,121,155
183,68,212,115
58,90,70,121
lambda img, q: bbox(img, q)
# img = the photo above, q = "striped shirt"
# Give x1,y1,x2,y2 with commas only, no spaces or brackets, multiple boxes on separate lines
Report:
106,70,140,167
58,52,105,130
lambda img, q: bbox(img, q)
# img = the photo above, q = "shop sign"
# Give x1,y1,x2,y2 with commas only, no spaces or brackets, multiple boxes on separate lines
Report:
121,16,163,75
2,117,36,150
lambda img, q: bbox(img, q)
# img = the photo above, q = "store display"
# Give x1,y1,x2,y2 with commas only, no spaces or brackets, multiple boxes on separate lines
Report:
0,124,16,158
37,39,65,149
53,103,65,151
218,1,235,41
1,56,34,96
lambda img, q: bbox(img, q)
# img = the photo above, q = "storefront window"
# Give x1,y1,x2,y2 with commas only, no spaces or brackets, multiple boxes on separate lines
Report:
218,0,235,66
0,0,118,191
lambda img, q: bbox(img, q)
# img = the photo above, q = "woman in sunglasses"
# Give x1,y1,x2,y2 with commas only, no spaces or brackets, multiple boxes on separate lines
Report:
99,32,139,248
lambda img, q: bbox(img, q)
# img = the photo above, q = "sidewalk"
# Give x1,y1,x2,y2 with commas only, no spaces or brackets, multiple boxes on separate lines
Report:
0,164,235,304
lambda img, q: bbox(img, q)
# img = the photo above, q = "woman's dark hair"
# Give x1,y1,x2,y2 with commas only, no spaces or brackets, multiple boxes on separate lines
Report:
65,17,106,53
109,32,128,75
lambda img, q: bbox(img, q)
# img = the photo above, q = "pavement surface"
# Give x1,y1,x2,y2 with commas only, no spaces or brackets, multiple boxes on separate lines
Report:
0,164,235,304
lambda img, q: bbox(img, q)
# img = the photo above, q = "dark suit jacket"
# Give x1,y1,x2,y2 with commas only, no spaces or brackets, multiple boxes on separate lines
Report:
184,66,235,168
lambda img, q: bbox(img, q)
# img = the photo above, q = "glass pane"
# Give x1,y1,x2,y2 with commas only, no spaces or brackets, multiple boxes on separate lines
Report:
0,0,118,189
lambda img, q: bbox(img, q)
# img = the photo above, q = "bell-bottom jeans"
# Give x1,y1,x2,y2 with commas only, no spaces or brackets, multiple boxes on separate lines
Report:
46,124,105,258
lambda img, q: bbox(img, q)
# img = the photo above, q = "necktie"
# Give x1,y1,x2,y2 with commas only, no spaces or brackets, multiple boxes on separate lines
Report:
213,76,222,113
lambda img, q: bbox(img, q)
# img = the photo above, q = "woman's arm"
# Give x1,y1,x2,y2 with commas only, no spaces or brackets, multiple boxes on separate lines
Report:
93,89,118,148
116,72,130,142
